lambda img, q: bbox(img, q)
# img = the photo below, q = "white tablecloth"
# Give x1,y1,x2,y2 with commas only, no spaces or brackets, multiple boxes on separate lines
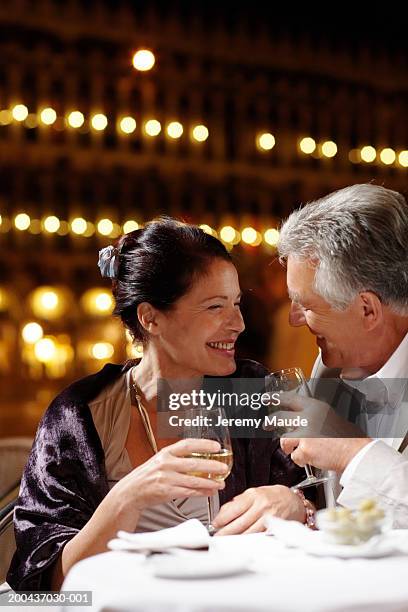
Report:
61,532,408,612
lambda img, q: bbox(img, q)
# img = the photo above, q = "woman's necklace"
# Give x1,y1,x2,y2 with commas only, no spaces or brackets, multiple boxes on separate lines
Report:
131,375,158,454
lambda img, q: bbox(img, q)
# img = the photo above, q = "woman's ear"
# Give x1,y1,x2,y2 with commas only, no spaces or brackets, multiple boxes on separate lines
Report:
137,302,161,336
359,291,383,331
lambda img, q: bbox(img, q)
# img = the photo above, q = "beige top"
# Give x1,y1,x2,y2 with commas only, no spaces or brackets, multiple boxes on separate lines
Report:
89,367,216,532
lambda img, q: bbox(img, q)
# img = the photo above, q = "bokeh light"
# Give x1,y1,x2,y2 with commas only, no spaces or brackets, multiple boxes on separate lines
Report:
257,133,275,151
132,49,155,71
144,119,161,136
22,322,44,344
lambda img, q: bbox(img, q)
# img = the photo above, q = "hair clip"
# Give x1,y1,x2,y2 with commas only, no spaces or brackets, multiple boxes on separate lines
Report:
98,245,120,279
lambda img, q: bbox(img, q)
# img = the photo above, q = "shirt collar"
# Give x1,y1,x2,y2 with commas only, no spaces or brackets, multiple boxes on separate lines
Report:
340,331,408,408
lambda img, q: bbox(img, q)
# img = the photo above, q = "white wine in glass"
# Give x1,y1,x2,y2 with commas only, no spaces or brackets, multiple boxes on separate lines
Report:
266,367,331,489
182,406,233,532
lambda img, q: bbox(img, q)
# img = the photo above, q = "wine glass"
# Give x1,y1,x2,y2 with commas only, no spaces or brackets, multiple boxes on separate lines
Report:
266,367,331,489
181,406,233,533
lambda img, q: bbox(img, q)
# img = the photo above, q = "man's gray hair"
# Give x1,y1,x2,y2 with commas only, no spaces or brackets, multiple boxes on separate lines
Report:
278,184,408,314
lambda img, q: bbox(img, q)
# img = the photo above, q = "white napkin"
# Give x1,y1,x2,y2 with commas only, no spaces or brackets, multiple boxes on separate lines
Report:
264,515,316,547
264,515,408,558
108,519,210,553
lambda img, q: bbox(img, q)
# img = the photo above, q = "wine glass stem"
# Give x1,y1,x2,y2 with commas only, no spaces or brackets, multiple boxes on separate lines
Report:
305,464,314,479
207,495,213,526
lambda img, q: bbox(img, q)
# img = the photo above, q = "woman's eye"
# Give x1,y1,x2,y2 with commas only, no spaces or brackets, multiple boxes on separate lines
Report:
208,304,222,310
234,302,241,308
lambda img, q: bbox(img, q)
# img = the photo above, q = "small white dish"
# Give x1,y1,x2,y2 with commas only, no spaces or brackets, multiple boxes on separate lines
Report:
148,552,249,579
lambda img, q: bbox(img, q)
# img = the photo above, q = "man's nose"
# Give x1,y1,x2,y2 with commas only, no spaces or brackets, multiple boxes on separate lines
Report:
289,301,306,327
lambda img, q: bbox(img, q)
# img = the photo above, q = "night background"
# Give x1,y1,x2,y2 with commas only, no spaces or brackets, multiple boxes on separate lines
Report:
0,0,407,440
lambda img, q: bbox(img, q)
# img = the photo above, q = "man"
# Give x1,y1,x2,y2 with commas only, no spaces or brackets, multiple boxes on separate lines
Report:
277,183,408,525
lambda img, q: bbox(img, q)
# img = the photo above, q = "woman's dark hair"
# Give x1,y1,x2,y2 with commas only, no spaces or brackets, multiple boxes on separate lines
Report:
112,217,233,342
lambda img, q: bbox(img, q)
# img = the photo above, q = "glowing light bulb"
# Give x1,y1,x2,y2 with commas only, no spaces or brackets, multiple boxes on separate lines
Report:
91,113,108,131
34,337,57,363
132,49,155,71
43,216,60,233
97,219,114,236
166,121,183,139
119,116,136,134
14,213,31,230
192,125,209,142
360,146,376,163
71,217,87,235
321,140,337,158
257,133,275,151
91,342,114,360
22,322,43,344
380,148,396,165
299,137,316,154
40,107,57,125
12,104,29,121
264,228,280,246
123,220,139,233
144,119,161,136
67,111,85,128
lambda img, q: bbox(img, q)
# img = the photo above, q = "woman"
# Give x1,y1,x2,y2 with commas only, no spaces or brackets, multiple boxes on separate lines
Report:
7,218,306,591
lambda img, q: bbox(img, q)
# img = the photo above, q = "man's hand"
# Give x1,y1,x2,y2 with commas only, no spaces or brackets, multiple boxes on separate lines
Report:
211,485,305,535
280,437,372,473
264,394,364,437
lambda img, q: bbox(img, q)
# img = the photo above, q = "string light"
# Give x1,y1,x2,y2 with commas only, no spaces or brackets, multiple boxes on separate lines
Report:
264,228,280,246
399,151,408,168
321,140,337,158
67,111,85,128
70,217,87,235
241,227,262,246
199,224,217,237
379,148,396,165
123,220,139,233
360,146,376,163
144,119,161,136
97,219,114,236
299,137,316,154
257,133,275,151
166,121,183,139
14,213,31,230
43,216,60,233
91,113,108,131
40,107,57,125
220,226,240,245
12,104,29,121
132,49,155,71
192,125,209,142
119,116,136,134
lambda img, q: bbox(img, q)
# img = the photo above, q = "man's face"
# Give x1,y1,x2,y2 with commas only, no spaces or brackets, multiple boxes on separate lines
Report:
286,255,371,370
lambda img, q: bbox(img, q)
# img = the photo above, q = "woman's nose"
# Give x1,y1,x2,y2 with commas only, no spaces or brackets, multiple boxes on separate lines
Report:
289,301,306,327
230,307,245,333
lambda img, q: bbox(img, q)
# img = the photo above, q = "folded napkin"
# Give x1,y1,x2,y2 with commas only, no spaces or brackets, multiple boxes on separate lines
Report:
108,518,210,553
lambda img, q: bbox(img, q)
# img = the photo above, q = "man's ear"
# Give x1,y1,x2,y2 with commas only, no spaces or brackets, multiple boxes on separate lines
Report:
137,302,161,336
359,291,383,330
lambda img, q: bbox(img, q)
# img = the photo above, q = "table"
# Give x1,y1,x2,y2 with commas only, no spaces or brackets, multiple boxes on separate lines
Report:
61,533,408,612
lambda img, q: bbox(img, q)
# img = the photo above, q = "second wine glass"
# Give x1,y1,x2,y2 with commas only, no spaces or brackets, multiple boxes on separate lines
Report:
266,367,331,489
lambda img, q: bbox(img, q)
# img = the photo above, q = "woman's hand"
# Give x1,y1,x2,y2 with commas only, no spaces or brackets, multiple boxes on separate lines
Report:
114,438,228,511
212,485,306,535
